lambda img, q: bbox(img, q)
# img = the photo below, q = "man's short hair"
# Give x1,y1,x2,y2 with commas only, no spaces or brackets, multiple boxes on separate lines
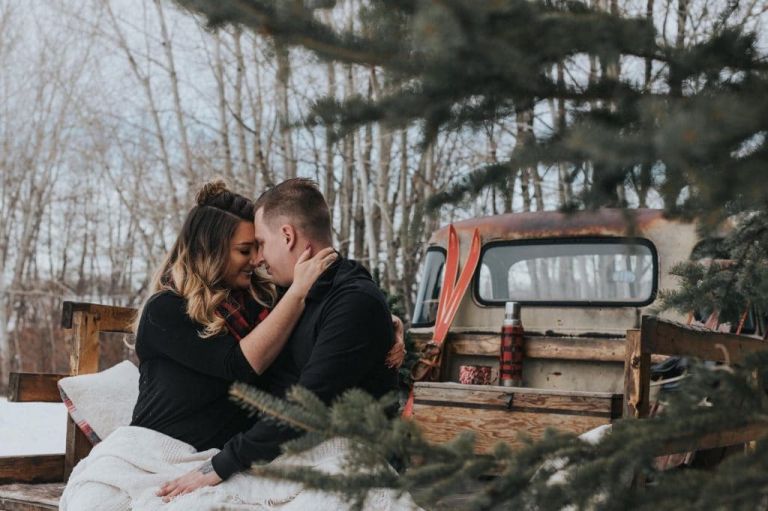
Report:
254,178,332,243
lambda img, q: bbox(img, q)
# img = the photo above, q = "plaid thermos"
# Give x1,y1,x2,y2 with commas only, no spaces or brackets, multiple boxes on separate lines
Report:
499,302,524,387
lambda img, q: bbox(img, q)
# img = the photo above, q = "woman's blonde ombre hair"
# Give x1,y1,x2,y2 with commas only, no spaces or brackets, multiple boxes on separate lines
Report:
134,180,276,338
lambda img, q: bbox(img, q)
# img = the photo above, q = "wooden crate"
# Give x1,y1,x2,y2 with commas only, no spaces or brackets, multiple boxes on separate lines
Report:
412,382,622,451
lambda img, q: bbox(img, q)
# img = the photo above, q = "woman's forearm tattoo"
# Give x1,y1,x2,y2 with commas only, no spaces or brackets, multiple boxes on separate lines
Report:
198,460,214,474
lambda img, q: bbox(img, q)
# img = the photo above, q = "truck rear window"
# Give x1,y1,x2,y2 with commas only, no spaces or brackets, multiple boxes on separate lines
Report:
411,249,445,326
477,238,657,306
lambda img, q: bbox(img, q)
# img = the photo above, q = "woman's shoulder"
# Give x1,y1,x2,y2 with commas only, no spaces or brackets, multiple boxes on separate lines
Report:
142,290,188,323
145,290,184,308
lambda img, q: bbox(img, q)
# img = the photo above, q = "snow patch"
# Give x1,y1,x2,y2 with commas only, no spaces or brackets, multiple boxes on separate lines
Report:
0,396,66,455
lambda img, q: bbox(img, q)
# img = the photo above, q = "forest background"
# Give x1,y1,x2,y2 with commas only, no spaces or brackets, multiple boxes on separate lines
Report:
1,0,766,393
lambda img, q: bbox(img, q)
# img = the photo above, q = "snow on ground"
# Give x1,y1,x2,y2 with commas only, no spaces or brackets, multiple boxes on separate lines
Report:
0,396,66,455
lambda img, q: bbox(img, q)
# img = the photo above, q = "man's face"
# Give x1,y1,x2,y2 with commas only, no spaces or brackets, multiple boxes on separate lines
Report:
253,208,295,287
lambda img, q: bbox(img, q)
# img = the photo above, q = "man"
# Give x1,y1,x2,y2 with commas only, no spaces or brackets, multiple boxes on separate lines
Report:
158,178,398,499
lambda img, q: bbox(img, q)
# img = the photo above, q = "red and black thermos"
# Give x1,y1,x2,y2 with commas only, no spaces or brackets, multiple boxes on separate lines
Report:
500,301,524,387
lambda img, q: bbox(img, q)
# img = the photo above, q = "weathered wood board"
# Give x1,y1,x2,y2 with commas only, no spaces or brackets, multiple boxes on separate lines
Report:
7,374,64,403
0,457,63,485
0,483,62,511
412,382,622,452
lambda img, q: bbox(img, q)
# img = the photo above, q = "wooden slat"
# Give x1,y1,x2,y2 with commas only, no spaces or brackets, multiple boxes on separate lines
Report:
656,422,768,456
7,374,65,403
642,316,768,362
61,302,135,333
415,381,620,399
447,335,628,362
413,403,609,452
414,382,618,417
623,329,650,418
63,417,92,480
69,312,100,376
0,483,63,511
0,456,63,485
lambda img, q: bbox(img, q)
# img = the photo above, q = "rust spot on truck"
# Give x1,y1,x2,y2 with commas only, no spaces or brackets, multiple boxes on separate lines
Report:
428,208,673,246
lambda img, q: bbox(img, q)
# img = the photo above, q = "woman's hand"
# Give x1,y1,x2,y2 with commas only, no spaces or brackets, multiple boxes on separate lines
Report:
386,314,406,368
157,460,221,502
286,246,338,299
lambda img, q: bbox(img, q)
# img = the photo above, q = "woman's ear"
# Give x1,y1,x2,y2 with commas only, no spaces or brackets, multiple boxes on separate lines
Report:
281,224,297,251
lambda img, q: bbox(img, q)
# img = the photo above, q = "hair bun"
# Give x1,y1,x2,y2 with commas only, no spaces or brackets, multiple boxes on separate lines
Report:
196,179,229,206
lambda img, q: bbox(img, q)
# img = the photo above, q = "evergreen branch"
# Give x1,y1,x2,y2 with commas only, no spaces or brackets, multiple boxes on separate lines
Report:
230,382,321,433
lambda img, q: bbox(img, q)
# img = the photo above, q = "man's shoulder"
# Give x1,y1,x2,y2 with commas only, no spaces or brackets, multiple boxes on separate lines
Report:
329,260,388,306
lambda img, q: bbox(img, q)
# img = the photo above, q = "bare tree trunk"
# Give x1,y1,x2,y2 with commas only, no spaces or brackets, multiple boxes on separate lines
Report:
520,167,532,212
357,74,379,271
247,35,271,189
372,70,396,291
213,33,235,183
397,129,414,315
550,63,573,207
275,43,296,179
324,61,337,223
232,27,252,193
154,0,194,190
636,0,655,207
515,108,535,211
338,64,356,256
353,167,366,261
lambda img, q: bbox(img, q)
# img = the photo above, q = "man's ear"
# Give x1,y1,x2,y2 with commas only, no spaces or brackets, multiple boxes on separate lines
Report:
280,224,297,251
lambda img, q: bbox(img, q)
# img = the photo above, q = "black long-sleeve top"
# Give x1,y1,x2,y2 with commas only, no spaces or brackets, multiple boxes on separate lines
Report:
211,258,398,480
131,291,263,450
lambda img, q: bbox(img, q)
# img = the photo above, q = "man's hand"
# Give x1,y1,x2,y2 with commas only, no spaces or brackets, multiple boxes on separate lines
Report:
156,460,222,502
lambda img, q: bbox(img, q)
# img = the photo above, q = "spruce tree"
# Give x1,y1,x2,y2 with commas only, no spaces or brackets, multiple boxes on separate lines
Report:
173,0,768,507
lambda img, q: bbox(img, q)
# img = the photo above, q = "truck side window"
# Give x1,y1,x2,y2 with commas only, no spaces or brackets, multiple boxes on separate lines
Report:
412,249,446,326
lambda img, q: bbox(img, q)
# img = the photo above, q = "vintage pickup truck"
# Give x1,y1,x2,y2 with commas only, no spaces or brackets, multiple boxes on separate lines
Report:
407,208,766,450
3,207,767,509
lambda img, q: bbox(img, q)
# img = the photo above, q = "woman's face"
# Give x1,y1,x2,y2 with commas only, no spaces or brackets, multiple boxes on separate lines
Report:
223,221,258,289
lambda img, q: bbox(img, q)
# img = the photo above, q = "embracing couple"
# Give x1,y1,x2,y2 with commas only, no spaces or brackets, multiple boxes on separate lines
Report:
62,178,409,510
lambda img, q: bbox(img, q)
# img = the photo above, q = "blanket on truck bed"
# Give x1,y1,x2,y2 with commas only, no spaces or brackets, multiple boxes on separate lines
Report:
60,426,420,511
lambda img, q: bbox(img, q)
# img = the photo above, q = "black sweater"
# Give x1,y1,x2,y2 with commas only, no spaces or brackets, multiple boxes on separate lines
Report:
131,291,262,451
211,258,398,479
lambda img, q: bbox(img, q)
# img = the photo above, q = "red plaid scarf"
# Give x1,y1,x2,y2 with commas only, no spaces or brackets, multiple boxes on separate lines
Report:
218,290,269,341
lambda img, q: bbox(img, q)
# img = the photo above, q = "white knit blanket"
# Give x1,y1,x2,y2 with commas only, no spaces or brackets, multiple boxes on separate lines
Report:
60,426,421,511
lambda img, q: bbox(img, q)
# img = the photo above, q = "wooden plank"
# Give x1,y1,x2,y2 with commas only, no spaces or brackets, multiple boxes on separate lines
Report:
415,381,620,399
656,422,768,456
447,335,628,362
0,483,62,511
413,403,609,452
7,374,65,403
643,316,768,363
63,417,92,480
623,329,650,418
0,456,63,485
413,383,617,418
61,302,135,333
69,312,100,376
